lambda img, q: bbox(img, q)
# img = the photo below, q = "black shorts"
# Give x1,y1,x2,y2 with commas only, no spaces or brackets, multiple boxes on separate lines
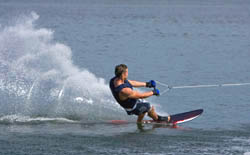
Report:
126,102,151,116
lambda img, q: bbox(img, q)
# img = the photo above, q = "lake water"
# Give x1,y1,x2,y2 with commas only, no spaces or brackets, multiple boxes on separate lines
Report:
0,0,250,154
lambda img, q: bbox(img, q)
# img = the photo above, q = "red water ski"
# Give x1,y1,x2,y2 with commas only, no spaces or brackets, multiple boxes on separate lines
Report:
110,109,203,125
145,109,203,125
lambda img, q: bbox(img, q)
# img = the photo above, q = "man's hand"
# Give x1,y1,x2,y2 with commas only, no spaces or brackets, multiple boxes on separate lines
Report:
152,89,160,96
146,80,156,88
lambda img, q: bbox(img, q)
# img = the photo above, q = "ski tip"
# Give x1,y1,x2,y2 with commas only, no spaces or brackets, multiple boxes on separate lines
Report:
198,109,204,114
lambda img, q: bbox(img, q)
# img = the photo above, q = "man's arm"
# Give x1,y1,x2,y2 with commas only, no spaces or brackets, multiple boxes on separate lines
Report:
120,88,153,99
128,80,146,88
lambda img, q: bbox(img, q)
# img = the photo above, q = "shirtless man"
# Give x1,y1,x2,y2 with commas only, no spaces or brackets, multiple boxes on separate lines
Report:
109,64,170,123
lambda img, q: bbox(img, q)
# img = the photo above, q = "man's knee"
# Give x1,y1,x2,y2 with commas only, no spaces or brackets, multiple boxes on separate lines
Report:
148,105,155,114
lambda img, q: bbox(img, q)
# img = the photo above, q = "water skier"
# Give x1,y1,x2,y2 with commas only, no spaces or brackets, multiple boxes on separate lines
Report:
109,64,170,123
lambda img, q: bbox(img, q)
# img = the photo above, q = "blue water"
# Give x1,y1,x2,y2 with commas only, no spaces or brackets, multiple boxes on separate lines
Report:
1,0,250,154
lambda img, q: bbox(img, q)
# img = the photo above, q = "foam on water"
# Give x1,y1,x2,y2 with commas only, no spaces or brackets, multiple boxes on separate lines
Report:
232,137,250,154
0,12,130,123
0,114,78,124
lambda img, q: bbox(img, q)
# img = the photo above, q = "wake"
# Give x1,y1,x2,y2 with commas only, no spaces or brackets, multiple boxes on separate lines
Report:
0,12,130,122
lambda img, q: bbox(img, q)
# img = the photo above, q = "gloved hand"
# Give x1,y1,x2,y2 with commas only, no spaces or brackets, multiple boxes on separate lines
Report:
152,89,160,96
146,80,156,88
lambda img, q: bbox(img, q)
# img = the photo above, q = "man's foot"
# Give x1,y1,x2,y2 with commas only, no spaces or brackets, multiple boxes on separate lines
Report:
157,115,171,122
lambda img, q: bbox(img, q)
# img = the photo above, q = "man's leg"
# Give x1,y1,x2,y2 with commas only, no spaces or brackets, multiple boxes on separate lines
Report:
137,113,146,123
134,103,170,122
147,106,158,121
148,106,170,122
133,102,153,123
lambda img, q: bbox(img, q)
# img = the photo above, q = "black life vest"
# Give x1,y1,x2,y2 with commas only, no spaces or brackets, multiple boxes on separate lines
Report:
109,77,137,109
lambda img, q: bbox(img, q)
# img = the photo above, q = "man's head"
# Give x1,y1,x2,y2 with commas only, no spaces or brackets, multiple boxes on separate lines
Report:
115,64,128,79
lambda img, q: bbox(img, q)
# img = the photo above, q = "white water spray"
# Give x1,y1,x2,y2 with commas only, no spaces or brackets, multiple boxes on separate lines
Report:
0,12,128,123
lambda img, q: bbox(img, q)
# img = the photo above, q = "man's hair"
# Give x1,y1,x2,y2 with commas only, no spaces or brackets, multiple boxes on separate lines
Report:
115,64,127,77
